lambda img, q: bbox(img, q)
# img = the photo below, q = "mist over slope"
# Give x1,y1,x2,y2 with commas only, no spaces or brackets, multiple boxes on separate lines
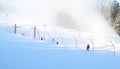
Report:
0,0,118,38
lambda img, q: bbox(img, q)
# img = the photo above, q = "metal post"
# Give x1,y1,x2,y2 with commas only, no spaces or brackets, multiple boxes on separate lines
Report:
14,24,17,34
37,29,41,40
73,35,77,49
90,38,94,52
13,24,20,34
34,26,36,38
110,40,115,56
58,32,64,46
44,25,47,40
6,14,8,29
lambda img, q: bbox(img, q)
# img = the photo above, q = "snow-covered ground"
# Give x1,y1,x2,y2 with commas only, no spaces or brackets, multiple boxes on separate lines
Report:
0,26,120,69
6,24,120,54
0,0,120,68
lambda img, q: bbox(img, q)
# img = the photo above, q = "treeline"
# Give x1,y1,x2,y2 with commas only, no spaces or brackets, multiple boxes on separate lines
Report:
102,0,120,35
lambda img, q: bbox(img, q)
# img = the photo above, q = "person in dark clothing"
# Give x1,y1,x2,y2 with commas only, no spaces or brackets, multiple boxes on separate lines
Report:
87,44,90,51
41,37,43,40
52,38,54,44
56,41,59,45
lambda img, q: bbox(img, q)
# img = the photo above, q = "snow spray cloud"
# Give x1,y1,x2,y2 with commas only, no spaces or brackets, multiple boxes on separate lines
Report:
1,0,110,25
1,0,118,37
55,0,118,37
0,0,57,26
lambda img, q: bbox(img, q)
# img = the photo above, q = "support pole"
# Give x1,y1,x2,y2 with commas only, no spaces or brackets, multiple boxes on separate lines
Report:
31,26,37,38
5,14,8,29
43,25,47,40
73,35,77,49
14,24,17,34
110,40,115,56
34,26,36,38
58,32,64,46
90,38,94,52
13,24,20,34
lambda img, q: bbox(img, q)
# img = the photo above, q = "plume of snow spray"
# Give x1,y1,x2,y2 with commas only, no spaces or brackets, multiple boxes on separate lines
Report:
1,0,118,37
1,0,119,36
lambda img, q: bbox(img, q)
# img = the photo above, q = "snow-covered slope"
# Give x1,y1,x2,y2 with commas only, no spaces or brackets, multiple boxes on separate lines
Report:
6,25,120,54
0,28,120,69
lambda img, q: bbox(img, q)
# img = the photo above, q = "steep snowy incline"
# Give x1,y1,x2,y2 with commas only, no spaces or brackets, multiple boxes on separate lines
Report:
0,28,120,69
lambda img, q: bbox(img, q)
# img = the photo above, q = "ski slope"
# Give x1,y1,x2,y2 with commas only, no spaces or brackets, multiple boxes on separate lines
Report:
6,25,120,54
0,27,120,69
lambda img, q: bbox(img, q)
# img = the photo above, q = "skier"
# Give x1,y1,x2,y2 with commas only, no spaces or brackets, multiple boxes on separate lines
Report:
52,38,54,44
56,41,59,45
41,37,43,40
87,44,90,51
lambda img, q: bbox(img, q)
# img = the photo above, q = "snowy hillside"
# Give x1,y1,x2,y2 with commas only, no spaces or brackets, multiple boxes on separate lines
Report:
0,0,120,69
0,27,120,69
4,24,120,54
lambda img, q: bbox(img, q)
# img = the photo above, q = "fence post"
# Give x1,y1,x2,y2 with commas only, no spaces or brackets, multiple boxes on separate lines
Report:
13,24,19,34
43,25,47,40
34,26,36,38
15,24,17,34
37,29,40,40
110,40,115,56
5,14,8,29
89,38,94,52
13,24,20,34
73,35,77,49
31,26,36,38
58,32,64,46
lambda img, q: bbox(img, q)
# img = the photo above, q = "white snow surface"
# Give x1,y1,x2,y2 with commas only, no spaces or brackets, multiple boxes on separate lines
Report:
0,26,120,69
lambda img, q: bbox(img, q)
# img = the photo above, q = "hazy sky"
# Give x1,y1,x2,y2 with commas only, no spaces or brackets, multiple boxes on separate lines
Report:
0,0,113,26
1,0,100,26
